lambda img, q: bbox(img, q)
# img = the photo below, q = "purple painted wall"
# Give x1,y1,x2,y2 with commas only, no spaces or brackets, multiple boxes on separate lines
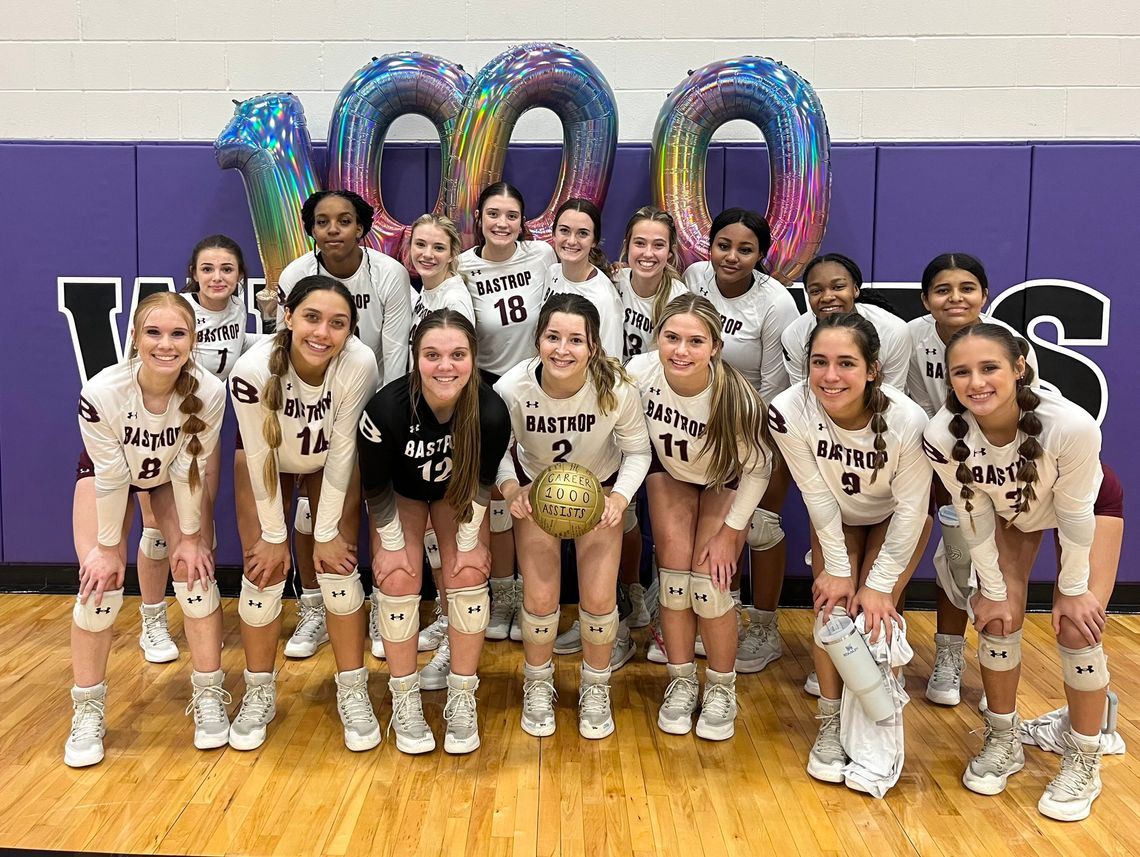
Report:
1,140,1133,585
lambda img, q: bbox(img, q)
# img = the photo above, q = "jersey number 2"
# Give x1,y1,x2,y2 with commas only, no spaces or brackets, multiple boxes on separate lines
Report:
552,439,572,463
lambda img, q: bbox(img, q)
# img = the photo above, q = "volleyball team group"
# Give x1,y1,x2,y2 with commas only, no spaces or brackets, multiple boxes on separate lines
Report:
65,181,1124,822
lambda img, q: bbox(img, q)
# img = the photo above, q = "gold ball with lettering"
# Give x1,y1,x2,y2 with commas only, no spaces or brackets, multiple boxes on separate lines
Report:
529,462,605,539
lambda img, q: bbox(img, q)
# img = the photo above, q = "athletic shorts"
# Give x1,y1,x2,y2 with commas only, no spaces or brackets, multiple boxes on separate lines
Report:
511,444,616,488
647,444,739,489
1095,463,1124,518
75,450,144,496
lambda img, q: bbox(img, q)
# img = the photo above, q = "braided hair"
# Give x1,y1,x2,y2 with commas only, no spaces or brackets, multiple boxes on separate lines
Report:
806,312,890,484
944,323,1041,523
534,292,629,416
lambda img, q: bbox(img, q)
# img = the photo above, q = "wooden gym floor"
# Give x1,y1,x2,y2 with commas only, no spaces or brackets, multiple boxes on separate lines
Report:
1,593,1138,856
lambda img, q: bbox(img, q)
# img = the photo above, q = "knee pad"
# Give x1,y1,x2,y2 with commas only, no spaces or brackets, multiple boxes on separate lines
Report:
447,584,491,634
746,508,784,551
293,496,312,536
139,527,168,561
519,606,559,645
423,528,442,571
489,499,512,533
658,568,691,611
579,606,619,646
690,574,735,619
73,588,124,632
238,578,285,627
978,629,1022,672
1059,643,1110,692
317,569,365,615
623,499,638,534
173,579,220,619
378,593,420,642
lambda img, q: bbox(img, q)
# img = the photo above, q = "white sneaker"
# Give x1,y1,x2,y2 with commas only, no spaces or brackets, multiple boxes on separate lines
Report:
1038,731,1103,821
336,667,380,752
284,593,328,659
368,591,385,659
553,621,583,655
696,670,737,741
925,634,965,706
628,583,651,629
186,670,231,750
419,635,451,691
657,662,699,734
1020,695,1127,755
509,580,524,641
228,671,277,751
521,662,557,737
578,666,614,739
647,625,668,664
486,578,518,641
139,602,178,663
804,671,821,697
735,608,781,673
418,606,448,652
387,674,435,754
807,698,845,783
610,623,635,672
64,683,107,767
443,673,481,754
962,710,1025,795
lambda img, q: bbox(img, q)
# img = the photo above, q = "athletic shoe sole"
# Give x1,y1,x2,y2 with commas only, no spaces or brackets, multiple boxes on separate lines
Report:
284,634,329,658
1038,782,1101,822
735,649,781,674
807,757,845,783
579,719,615,740
345,726,381,752
419,672,448,691
925,685,961,706
803,672,821,697
521,716,556,737
194,730,231,750
695,719,735,741
962,760,1024,796
64,745,104,768
370,640,386,659
228,729,268,751
657,712,695,735
395,734,436,754
140,642,179,664
444,734,481,754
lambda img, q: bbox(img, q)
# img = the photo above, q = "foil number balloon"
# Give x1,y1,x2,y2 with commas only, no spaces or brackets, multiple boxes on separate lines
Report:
651,57,831,283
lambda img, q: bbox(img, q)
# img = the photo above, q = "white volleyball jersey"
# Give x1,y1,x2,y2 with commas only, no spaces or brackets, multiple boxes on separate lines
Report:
229,336,379,544
545,263,625,360
277,248,412,389
79,360,225,547
683,261,799,403
493,357,651,502
410,274,477,344
781,303,911,389
459,241,557,377
182,293,251,380
906,314,1040,417
614,268,688,359
626,353,772,529
923,387,1101,598
769,382,932,593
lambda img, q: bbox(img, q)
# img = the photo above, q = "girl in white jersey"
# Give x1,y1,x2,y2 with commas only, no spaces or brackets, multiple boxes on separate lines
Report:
627,294,773,740
768,312,933,786
617,206,689,360
684,209,799,675
906,253,1041,710
65,293,225,768
458,183,557,643
923,323,1124,822
495,292,651,740
781,254,910,388
228,276,380,753
546,198,624,359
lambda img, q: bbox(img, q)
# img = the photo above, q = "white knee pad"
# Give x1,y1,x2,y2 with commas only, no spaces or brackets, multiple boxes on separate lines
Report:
978,629,1022,672
489,499,513,533
623,499,638,534
447,584,491,634
519,606,559,645
423,528,442,571
658,568,692,611
746,508,785,551
73,588,124,632
317,569,364,615
293,496,312,536
1059,643,1110,692
378,593,420,642
579,606,619,646
690,574,735,619
139,527,168,561
238,578,285,627
173,579,220,619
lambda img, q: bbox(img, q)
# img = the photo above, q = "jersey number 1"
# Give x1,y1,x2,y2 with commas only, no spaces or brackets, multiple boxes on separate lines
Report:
494,295,527,326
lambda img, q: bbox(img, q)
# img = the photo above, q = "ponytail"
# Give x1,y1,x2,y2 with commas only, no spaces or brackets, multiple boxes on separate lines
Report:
260,329,290,497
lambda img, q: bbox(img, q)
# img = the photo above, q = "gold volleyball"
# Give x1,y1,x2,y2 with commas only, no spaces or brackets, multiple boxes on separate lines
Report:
529,462,605,539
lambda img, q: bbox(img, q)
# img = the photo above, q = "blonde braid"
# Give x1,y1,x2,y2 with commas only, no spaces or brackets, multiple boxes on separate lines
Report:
260,329,290,497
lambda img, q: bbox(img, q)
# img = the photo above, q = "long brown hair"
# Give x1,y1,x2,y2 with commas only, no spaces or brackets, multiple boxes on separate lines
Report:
410,310,482,522
534,292,629,415
620,206,683,329
554,198,617,290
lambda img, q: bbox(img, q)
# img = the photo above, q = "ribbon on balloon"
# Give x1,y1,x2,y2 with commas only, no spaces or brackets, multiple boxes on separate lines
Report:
651,57,831,283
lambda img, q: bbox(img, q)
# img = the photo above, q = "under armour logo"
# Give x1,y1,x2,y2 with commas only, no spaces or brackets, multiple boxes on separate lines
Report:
467,606,482,613
668,586,684,595
427,544,439,554
389,612,405,621
492,507,505,516
649,386,661,395
989,649,1007,658
332,590,346,597
187,595,203,603
818,423,825,431
95,606,111,614
535,627,549,634
694,593,708,602
409,423,420,434
286,382,292,391
1076,665,1095,674
699,287,709,296
248,600,262,608
925,348,938,355
526,400,539,408
127,411,137,420
589,625,604,633
975,447,987,457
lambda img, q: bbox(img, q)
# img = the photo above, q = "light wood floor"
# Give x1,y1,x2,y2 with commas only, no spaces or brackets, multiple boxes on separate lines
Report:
1,594,1138,856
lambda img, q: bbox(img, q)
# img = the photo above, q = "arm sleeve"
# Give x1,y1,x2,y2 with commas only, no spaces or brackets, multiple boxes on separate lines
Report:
313,355,381,543
864,423,932,593
759,291,799,404
357,396,403,549
230,371,288,544
724,452,772,530
610,385,652,502
1053,419,1102,596
168,379,226,535
79,389,132,548
380,266,413,388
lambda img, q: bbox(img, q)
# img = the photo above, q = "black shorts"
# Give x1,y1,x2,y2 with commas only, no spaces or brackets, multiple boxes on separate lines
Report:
511,444,617,488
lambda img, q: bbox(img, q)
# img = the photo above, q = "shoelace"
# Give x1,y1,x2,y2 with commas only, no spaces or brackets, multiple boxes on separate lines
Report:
522,676,557,713
294,603,326,641
443,685,478,732
813,709,843,756
930,644,965,684
1050,735,1100,796
702,682,736,720
579,682,611,718
368,603,380,640
388,685,427,738
185,683,232,724
662,674,699,714
337,676,375,726
141,610,174,646
70,697,105,741
235,683,274,725
971,722,1019,773
426,637,451,672
490,586,518,621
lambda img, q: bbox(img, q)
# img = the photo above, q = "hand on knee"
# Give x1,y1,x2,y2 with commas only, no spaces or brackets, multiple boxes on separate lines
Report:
173,580,220,619
238,578,285,627
378,593,420,642
447,584,490,634
73,588,124,632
